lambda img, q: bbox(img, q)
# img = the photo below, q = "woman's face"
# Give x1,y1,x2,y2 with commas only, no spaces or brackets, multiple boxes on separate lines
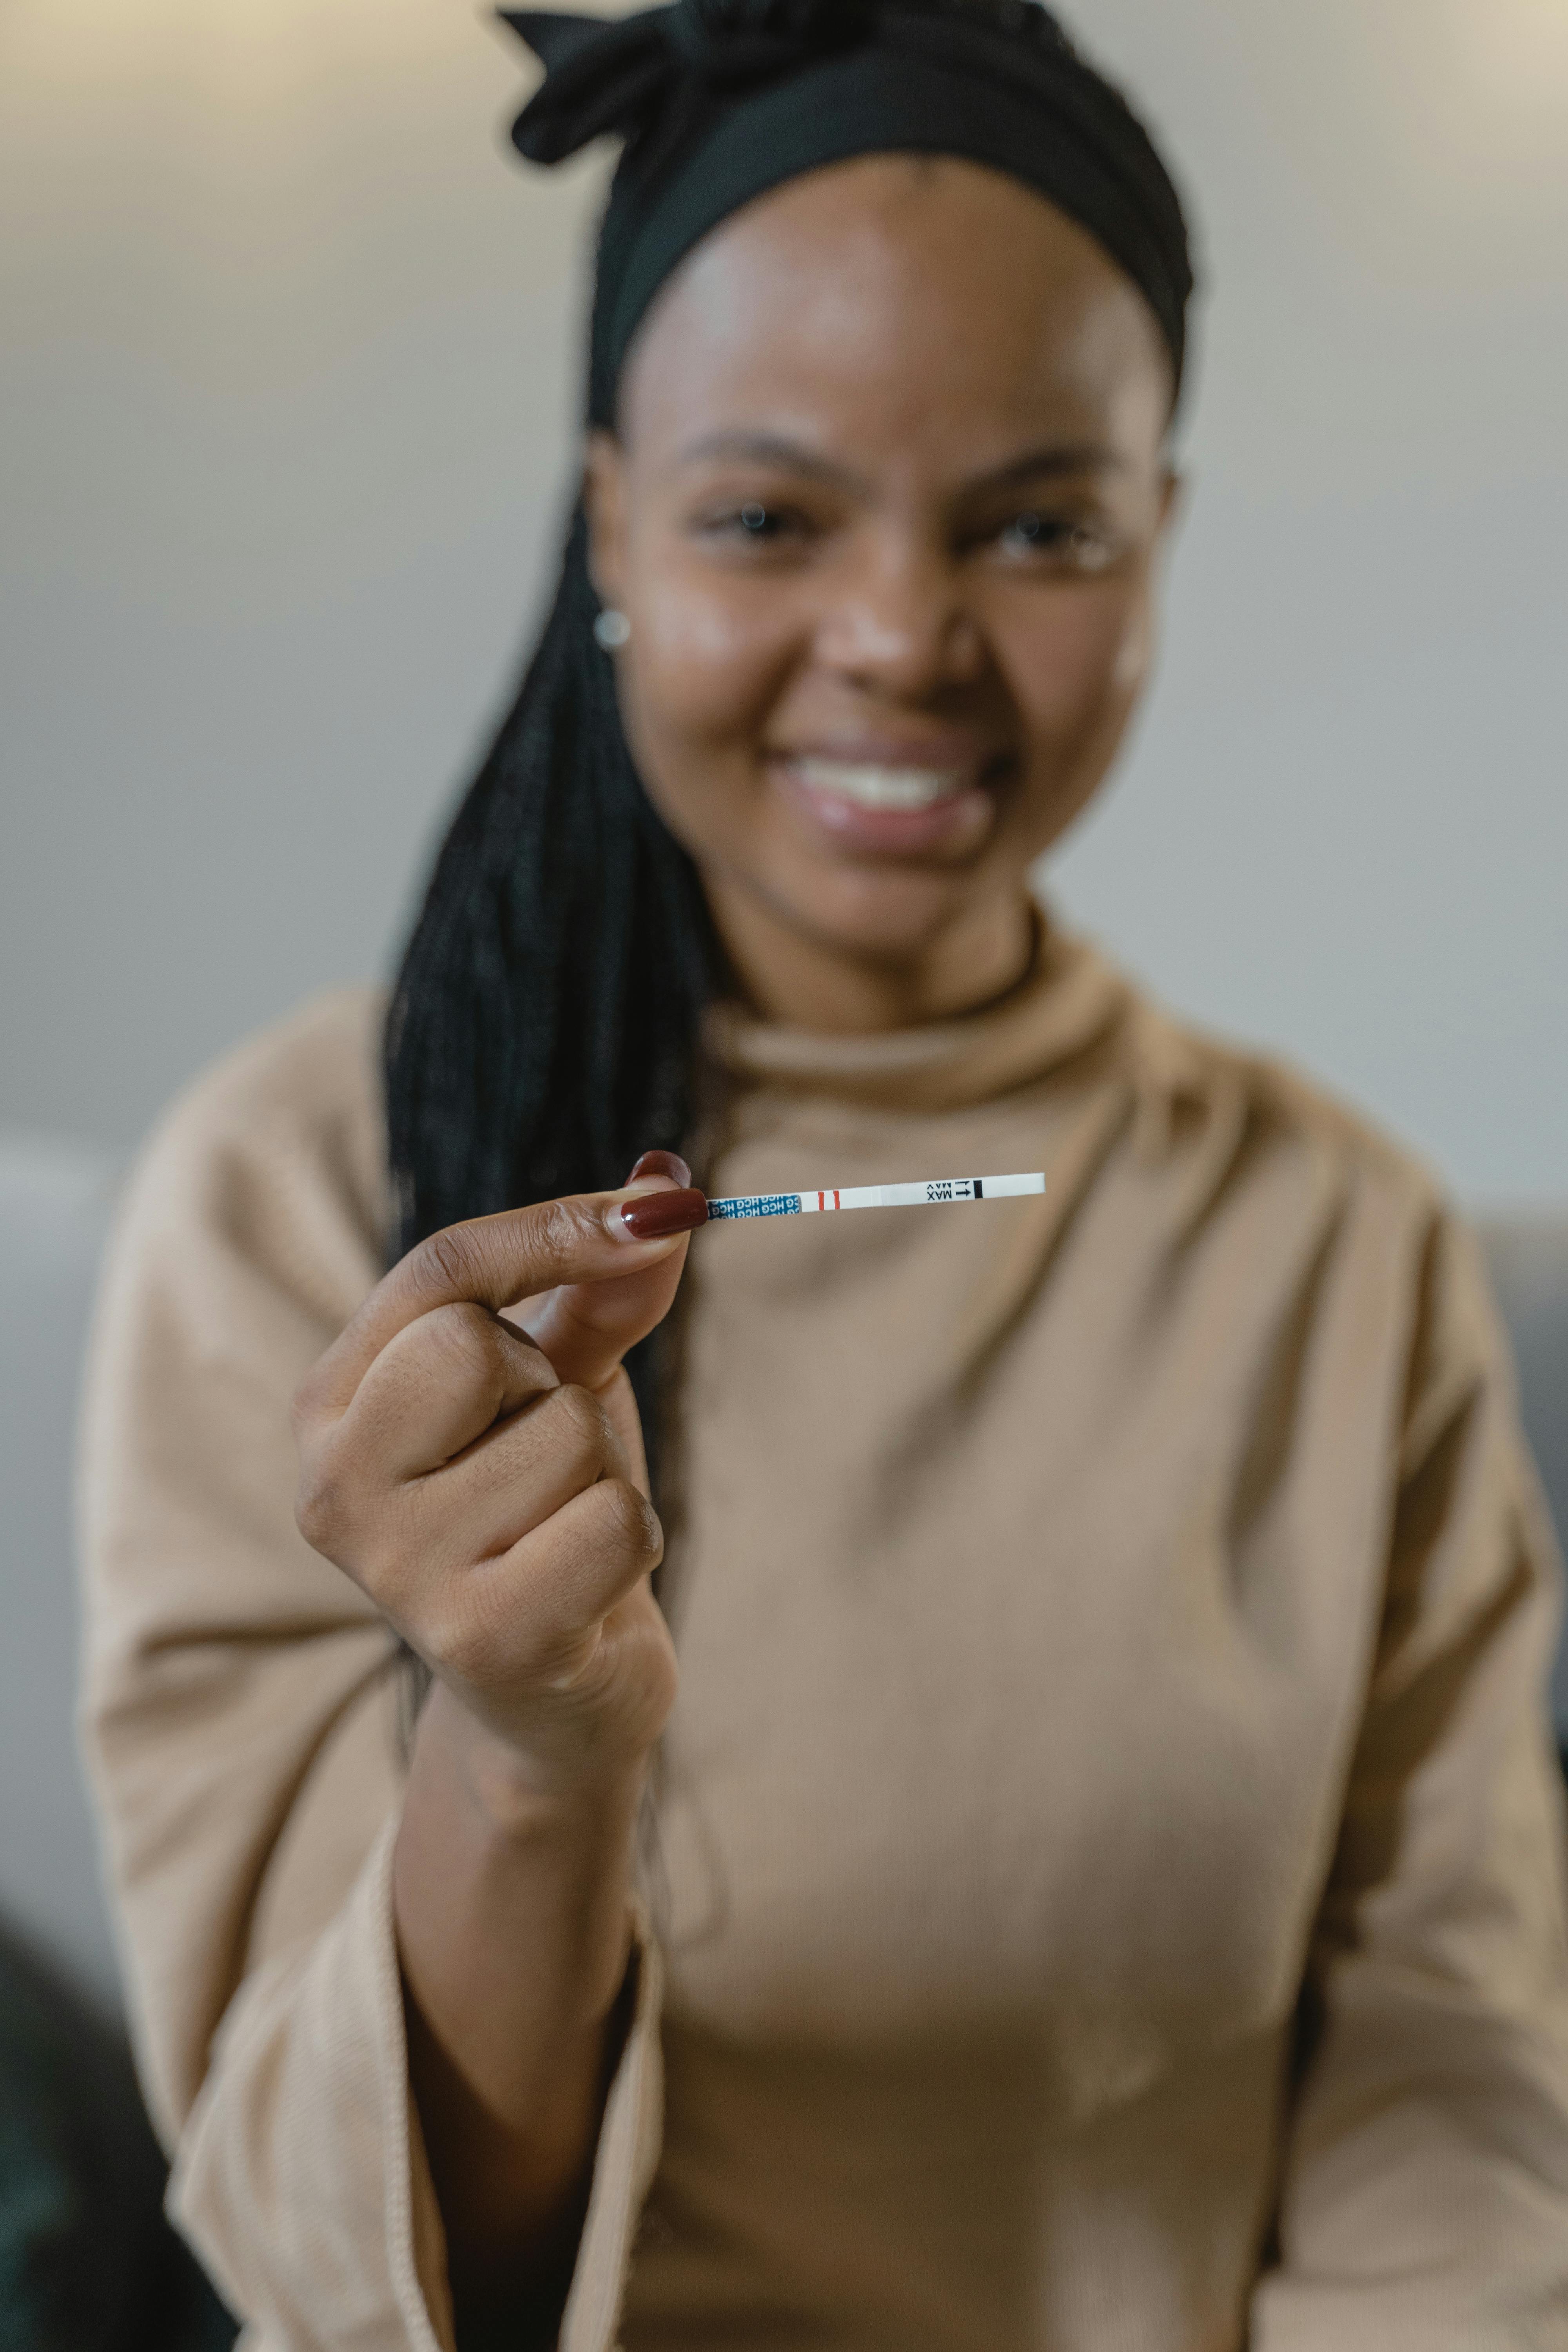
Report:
586,154,1178,1030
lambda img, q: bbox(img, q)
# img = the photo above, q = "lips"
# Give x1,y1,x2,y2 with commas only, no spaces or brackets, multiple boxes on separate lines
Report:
769,744,1007,857
789,756,969,813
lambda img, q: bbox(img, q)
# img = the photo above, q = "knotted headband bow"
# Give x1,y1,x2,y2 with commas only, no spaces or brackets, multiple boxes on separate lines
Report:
499,0,1195,425
503,0,880,155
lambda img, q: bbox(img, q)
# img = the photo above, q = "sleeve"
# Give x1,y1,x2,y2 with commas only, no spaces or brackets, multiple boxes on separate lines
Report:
77,995,665,2352
1252,1209,1568,2351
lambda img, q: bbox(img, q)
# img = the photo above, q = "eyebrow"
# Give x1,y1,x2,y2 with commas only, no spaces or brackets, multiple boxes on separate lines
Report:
976,443,1125,493
673,431,867,490
671,429,1123,496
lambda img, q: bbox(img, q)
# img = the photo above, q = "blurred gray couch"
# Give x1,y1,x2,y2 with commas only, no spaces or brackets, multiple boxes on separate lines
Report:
1,1138,125,2014
0,1141,236,2350
2,1134,1566,2016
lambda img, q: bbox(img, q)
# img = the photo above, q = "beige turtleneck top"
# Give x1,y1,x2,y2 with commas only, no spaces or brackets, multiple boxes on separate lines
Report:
79,923,1568,2352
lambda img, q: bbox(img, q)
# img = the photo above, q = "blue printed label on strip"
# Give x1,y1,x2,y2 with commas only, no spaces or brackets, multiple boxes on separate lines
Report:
706,1193,803,1221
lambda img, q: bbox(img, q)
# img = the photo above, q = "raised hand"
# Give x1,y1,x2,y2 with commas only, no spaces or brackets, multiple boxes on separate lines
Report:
292,1153,706,1790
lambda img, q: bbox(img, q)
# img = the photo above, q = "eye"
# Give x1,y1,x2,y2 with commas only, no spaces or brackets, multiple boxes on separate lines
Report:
692,496,815,553
727,500,797,542
995,510,1117,571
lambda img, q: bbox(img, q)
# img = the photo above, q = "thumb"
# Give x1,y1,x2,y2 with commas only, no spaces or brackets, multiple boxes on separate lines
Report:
513,1152,699,1392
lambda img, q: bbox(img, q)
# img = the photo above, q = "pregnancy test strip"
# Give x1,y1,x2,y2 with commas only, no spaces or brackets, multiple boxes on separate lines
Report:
706,1174,1046,1222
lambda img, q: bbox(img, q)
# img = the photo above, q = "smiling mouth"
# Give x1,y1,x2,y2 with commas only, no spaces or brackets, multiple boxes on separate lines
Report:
788,756,973,812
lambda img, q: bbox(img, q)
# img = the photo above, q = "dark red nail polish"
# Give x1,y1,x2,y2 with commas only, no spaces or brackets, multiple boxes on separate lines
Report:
620,1187,708,1242
627,1148,693,1188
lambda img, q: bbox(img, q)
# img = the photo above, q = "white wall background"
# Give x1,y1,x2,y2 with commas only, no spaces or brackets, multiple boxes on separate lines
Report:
4,0,1566,1198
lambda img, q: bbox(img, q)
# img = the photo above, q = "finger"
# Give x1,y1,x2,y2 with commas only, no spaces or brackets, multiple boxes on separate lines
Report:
388,1384,631,1585
523,1158,695,1392
321,1302,558,1487
301,1182,706,1421
595,1365,650,1497
624,1150,692,1187
502,1154,692,1334
437,1477,665,1692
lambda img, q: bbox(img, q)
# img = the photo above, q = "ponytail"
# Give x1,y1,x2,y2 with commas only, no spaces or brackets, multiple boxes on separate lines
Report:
383,504,723,1439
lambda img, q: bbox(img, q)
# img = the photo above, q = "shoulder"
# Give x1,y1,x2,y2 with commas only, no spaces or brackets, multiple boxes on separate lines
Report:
1089,949,1514,1402
150,984,388,1190
112,986,391,1338
1081,946,1523,1458
1105,958,1446,1227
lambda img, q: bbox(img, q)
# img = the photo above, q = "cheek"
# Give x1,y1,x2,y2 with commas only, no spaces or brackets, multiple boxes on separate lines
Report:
993,579,1151,753
624,560,797,762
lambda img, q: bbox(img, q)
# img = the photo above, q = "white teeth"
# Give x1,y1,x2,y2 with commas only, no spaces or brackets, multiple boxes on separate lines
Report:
793,758,967,811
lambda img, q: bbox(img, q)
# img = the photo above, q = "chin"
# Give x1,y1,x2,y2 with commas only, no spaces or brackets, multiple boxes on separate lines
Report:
781,862,994,969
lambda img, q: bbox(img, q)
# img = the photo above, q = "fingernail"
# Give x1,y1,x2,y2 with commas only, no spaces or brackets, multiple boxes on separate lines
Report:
626,1149,693,1188
617,1187,708,1243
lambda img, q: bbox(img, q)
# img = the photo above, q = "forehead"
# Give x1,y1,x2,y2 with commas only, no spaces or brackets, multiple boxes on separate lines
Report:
618,154,1170,465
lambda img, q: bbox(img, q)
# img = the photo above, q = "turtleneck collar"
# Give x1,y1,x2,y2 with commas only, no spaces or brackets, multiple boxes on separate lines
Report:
703,903,1131,1118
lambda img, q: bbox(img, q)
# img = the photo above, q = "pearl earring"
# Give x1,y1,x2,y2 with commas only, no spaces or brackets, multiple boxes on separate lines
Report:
593,608,632,651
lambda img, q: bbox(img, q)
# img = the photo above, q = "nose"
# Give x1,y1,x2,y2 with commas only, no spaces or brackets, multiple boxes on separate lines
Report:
811,534,986,700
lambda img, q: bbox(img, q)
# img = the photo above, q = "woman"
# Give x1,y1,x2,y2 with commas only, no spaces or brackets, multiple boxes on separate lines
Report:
80,4,1568,2348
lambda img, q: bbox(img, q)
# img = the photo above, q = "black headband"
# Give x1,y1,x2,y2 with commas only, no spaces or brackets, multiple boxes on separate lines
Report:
501,0,1195,426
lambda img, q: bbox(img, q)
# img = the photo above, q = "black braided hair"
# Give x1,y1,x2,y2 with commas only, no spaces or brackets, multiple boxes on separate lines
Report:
383,506,722,1439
